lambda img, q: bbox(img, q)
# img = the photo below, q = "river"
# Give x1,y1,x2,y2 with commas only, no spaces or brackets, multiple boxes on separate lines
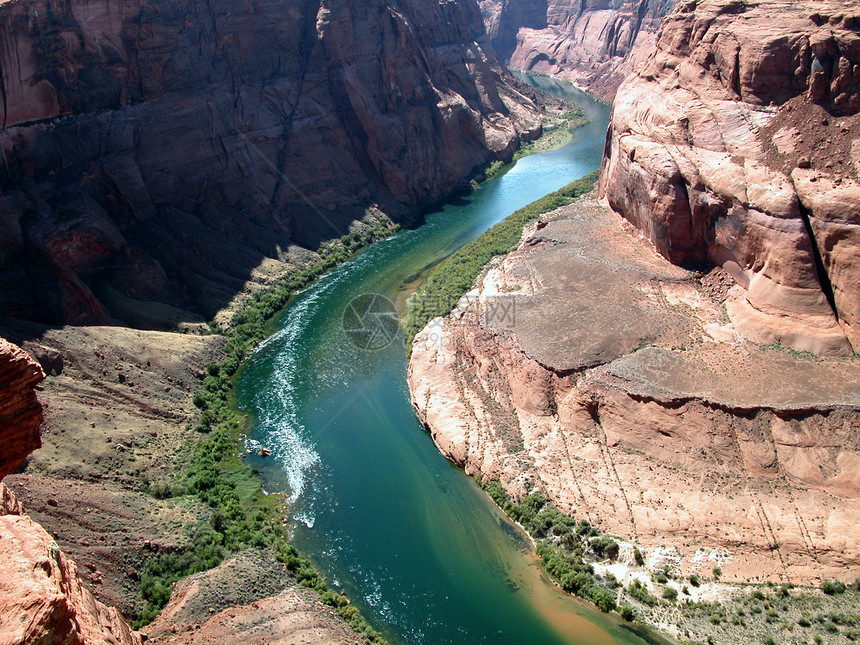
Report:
234,74,651,645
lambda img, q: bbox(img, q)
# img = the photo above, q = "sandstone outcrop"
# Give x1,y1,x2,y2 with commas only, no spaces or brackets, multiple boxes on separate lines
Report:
0,483,143,645
479,0,675,99
0,0,546,328
600,0,860,355
1,337,142,644
409,197,860,584
0,337,45,478
142,552,364,645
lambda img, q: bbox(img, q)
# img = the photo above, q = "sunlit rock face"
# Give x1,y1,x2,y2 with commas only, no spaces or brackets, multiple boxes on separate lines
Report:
600,0,860,355
478,0,675,99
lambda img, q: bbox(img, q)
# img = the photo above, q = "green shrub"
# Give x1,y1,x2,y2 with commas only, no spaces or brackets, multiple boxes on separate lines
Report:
591,536,619,560
821,580,847,595
591,587,617,613
618,604,636,621
627,579,657,606
663,587,678,601
688,574,700,587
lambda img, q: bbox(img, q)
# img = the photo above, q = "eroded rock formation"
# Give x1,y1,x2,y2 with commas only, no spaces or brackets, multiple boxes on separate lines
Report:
0,483,143,645
409,197,860,584
479,0,675,99
0,338,142,644
0,337,45,478
600,0,860,355
0,0,546,328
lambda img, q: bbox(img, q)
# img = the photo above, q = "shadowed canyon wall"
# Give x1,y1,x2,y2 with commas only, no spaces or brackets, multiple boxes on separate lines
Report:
0,0,544,329
479,0,675,99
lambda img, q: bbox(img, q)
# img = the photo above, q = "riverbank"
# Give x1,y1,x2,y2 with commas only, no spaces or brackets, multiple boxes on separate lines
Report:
2,215,399,642
407,190,860,644
0,79,587,640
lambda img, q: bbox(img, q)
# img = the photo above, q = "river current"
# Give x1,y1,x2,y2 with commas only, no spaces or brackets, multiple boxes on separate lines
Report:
235,74,652,645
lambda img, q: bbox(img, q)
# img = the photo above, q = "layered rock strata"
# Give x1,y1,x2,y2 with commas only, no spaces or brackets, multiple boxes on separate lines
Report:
479,0,675,99
0,338,142,644
0,337,44,478
600,0,860,355
409,197,860,584
0,483,143,645
0,0,545,328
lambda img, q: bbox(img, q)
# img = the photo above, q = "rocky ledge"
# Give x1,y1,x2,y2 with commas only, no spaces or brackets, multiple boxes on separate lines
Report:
0,338,44,478
409,196,860,584
600,0,860,355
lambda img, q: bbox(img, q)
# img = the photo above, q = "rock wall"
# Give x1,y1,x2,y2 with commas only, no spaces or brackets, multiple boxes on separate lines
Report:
478,0,675,99
0,0,545,327
0,483,143,645
600,0,860,355
0,337,44,478
408,196,860,584
0,338,142,644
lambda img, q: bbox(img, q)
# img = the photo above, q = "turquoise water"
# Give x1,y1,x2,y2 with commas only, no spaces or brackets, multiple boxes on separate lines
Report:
235,75,648,645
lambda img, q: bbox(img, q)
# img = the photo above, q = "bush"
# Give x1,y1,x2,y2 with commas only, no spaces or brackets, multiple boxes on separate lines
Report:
591,536,619,560
821,580,847,595
591,587,617,613
712,566,722,580
662,587,678,601
688,574,700,587
627,579,657,606
618,604,636,621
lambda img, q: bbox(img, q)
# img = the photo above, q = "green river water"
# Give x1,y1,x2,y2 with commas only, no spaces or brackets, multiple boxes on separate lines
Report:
235,74,653,645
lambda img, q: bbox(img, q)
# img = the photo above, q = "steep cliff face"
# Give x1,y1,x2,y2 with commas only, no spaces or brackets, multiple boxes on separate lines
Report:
0,339,141,644
409,196,860,585
600,0,860,355
479,0,675,99
0,337,44,478
0,484,143,645
0,0,544,327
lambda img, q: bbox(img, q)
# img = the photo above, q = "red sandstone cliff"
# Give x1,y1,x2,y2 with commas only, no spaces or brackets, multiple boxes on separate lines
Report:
0,338,44,479
0,0,547,328
479,0,675,99
600,0,860,355
409,196,860,587
0,484,143,645
0,338,142,644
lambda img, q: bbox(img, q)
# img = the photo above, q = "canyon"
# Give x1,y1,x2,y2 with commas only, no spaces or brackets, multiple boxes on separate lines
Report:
0,0,558,641
2,0,860,641
0,0,546,329
479,0,676,99
409,0,860,615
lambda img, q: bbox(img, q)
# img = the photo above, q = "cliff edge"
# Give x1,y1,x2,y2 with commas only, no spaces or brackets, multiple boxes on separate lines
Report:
409,196,860,590
600,0,860,355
